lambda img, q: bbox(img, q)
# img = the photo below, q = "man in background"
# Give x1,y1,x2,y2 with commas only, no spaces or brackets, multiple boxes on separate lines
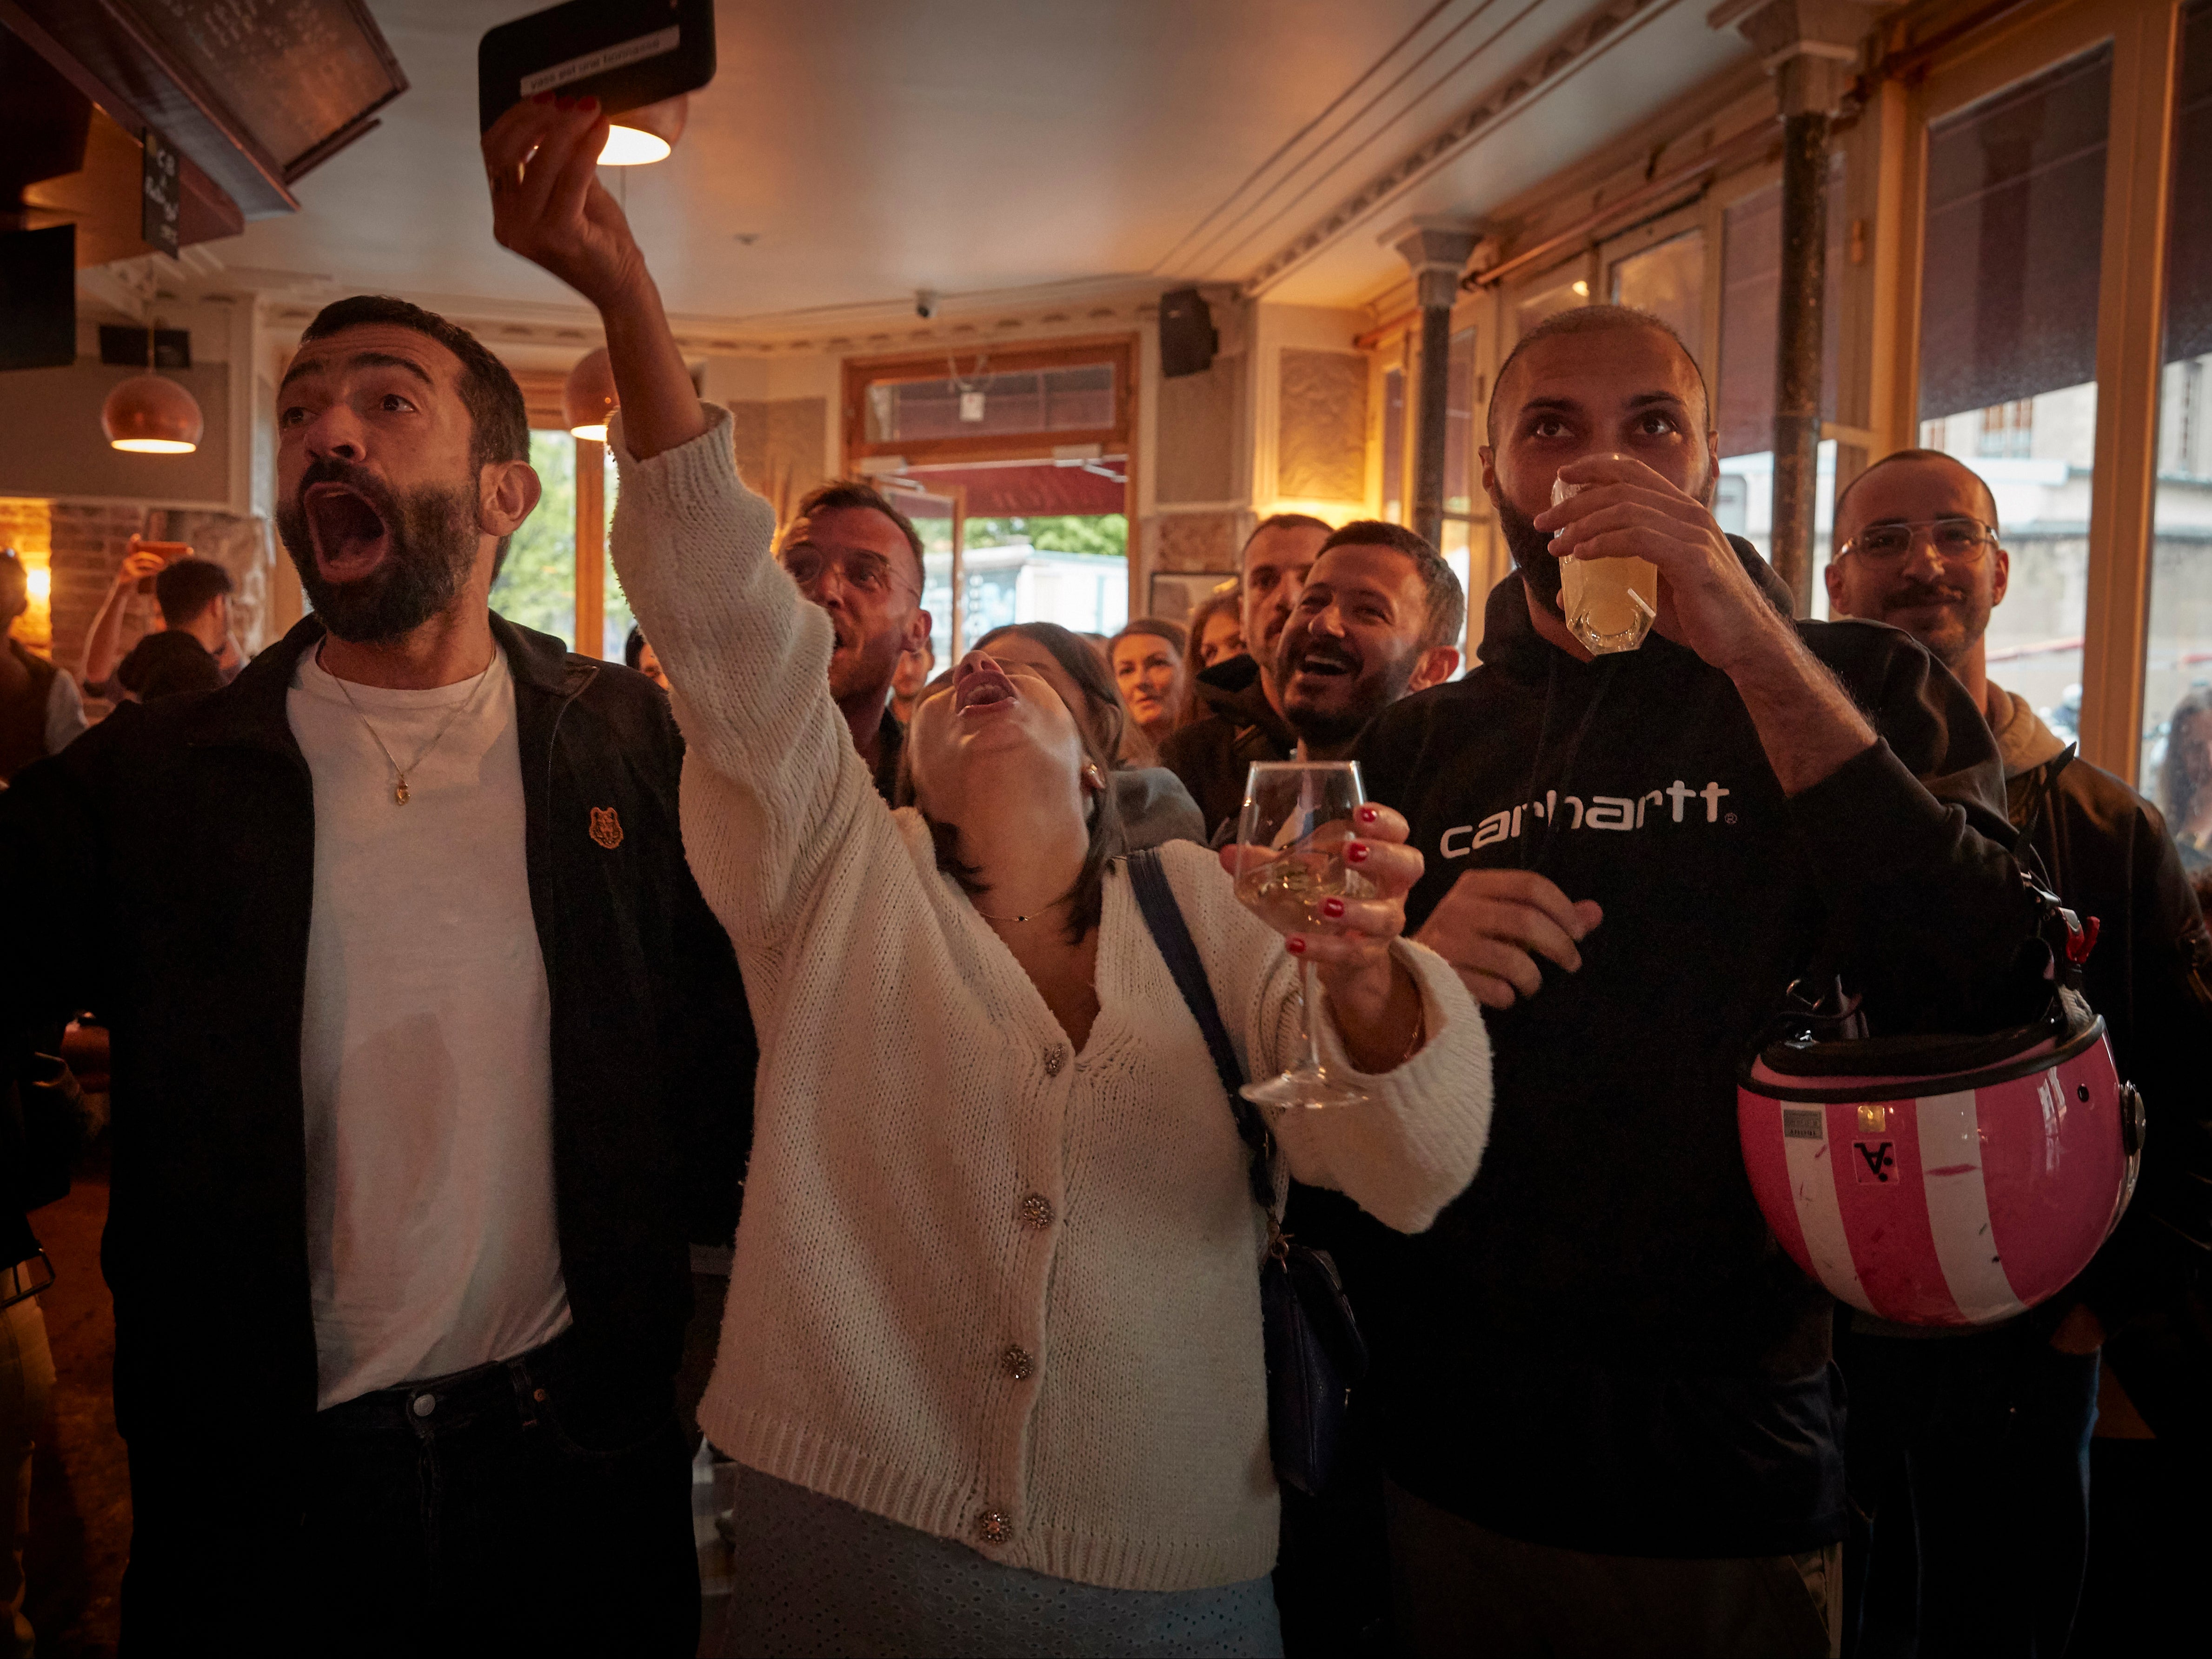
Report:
1826,447,2212,1658
774,480,932,801
1161,512,1329,838
1275,522,1461,761
0,551,87,780
81,555,234,703
891,636,935,725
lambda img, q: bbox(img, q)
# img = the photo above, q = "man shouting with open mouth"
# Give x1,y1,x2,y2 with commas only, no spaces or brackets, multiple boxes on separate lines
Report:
1,282,757,1654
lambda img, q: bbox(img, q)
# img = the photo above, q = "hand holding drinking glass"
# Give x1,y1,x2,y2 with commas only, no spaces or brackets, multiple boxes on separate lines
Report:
1219,762,1425,1108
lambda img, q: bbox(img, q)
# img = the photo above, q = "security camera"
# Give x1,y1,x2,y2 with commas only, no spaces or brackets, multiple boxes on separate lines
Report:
916,289,939,320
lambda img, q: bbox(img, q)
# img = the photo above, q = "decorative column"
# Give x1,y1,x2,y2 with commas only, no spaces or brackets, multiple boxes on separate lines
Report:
1715,0,1885,615
1383,219,1483,551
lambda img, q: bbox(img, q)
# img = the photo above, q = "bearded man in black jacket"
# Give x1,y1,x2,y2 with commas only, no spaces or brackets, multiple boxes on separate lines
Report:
1340,306,2048,1659
1825,448,2212,1658
0,294,752,1655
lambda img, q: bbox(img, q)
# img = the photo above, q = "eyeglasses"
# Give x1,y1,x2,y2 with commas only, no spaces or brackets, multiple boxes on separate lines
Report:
779,544,917,602
1838,517,1998,565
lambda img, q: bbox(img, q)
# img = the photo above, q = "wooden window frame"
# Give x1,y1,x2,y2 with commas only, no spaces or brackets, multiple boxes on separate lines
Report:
1880,0,2186,783
841,335,1136,469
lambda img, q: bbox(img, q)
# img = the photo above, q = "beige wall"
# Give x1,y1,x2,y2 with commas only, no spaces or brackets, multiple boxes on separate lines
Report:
0,359,234,508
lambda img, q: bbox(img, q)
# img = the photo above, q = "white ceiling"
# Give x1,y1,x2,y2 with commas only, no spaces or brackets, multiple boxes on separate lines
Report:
179,0,1753,331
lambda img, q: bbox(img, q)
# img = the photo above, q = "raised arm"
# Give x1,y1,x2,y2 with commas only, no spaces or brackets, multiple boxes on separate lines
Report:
483,99,881,945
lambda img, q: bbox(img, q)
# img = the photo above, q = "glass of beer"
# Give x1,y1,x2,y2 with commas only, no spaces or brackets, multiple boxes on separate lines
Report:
1231,760,1374,1109
1554,465,1658,655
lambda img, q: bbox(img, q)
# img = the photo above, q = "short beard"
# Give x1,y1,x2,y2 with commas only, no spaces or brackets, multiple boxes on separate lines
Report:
1280,642,1422,754
277,464,478,644
1498,494,1562,615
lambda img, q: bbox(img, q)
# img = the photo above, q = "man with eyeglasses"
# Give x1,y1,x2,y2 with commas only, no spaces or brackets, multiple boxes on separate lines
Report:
1827,447,2212,1658
776,479,935,800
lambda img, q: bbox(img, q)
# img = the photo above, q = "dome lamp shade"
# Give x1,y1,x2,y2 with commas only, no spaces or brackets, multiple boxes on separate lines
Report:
103,373,204,454
564,347,618,442
599,96,688,166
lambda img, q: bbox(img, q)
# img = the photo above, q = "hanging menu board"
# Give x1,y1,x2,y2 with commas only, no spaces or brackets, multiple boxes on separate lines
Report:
140,127,180,256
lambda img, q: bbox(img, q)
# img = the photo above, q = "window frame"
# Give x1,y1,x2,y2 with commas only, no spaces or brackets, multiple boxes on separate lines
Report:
842,335,1136,469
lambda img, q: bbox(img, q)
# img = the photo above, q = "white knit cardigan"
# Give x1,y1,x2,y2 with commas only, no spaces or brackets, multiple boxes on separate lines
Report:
610,409,1494,1594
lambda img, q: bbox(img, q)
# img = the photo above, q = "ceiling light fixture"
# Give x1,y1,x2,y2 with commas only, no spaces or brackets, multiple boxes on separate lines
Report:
599,95,687,166
103,319,203,453
564,346,618,441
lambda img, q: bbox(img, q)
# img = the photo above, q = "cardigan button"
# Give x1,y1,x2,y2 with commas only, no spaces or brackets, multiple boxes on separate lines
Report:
976,1509,1012,1545
1043,1047,1064,1077
1001,1345,1035,1381
1019,1194,1054,1230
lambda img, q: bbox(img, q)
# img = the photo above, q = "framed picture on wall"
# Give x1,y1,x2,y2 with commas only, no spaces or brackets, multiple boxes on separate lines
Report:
1148,570,1237,626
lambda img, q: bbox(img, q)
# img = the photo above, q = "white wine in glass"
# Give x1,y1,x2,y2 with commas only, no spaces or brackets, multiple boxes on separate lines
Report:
1232,760,1374,1109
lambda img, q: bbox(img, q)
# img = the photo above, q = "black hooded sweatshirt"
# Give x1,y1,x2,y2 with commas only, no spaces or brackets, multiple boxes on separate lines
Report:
1338,541,2048,1558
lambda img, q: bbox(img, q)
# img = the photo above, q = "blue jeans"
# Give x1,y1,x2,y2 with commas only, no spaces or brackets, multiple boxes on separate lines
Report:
123,1329,696,1655
1837,1320,2100,1659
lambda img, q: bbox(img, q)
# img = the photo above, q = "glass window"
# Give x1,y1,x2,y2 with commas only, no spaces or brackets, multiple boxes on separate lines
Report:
1714,167,1848,608
1440,517,1473,670
963,515,1129,642
1916,45,2112,740
865,362,1116,445
1382,365,1407,523
600,446,637,663
1445,326,1478,515
2144,0,2212,856
1611,230,1705,363
490,430,578,647
1514,268,1588,338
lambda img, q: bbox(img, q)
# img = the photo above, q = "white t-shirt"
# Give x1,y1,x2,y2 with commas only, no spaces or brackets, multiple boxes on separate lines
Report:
290,643,571,1409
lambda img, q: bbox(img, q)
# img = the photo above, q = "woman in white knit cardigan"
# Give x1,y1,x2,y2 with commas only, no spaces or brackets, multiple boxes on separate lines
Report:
487,104,1494,1658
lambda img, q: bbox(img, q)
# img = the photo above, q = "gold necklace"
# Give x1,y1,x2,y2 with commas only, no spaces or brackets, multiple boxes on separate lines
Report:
322,644,495,805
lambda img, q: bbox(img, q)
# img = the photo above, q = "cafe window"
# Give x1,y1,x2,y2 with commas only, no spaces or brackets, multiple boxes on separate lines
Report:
845,339,1132,467
1714,169,1845,608
2143,0,2212,858
1916,44,2113,742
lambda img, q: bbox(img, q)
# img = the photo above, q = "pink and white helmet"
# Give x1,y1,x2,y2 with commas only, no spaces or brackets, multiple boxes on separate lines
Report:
1739,987,2142,1327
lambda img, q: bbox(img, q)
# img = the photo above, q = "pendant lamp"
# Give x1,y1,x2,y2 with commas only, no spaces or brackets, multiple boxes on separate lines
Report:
599,96,687,166
564,347,617,442
103,322,203,454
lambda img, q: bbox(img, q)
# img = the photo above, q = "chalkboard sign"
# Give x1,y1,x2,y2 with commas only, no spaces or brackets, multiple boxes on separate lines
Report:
116,0,408,179
141,127,180,257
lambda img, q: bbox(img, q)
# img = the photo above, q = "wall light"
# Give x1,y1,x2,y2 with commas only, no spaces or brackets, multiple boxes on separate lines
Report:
27,565,50,603
599,96,687,166
564,347,617,441
1571,280,1590,298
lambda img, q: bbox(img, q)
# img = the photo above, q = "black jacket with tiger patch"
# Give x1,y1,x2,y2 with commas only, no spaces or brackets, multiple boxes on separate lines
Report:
1328,541,2048,1557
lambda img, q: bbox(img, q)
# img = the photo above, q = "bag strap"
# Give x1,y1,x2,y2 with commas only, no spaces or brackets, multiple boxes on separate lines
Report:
1125,849,1277,1213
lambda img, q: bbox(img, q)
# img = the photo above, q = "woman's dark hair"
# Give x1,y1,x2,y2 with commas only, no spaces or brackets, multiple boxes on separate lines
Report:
1179,588,1243,725
895,621,1128,943
2160,685,2212,831
1109,617,1188,658
624,623,647,670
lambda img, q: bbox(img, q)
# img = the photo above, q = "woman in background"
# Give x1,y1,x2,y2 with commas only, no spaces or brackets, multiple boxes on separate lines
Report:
1109,619,1188,748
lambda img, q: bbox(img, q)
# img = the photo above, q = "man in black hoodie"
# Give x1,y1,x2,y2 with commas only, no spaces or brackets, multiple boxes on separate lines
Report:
1346,306,2046,1657
1160,512,1327,838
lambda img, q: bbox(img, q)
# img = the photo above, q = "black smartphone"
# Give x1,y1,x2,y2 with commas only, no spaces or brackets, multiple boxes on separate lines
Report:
478,0,717,133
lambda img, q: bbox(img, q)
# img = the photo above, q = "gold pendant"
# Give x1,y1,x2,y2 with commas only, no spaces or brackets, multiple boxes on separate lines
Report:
394,776,410,805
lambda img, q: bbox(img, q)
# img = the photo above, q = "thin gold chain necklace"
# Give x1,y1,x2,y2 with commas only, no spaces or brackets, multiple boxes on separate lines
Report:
321,644,496,805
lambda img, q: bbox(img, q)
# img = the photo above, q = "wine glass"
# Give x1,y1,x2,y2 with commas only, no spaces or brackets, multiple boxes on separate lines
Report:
1231,760,1374,1109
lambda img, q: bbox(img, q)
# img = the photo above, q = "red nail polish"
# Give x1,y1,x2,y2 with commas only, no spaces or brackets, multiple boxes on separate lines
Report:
1287,936,1307,955
1346,842,1370,864
1322,897,1346,919
533,91,555,106
1358,805,1379,823
578,95,598,110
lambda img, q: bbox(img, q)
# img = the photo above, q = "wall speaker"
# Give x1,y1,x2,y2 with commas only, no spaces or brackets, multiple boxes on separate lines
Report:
1159,288,1217,380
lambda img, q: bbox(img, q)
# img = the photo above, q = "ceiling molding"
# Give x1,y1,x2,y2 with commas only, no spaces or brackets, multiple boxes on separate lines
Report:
1238,0,1694,298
